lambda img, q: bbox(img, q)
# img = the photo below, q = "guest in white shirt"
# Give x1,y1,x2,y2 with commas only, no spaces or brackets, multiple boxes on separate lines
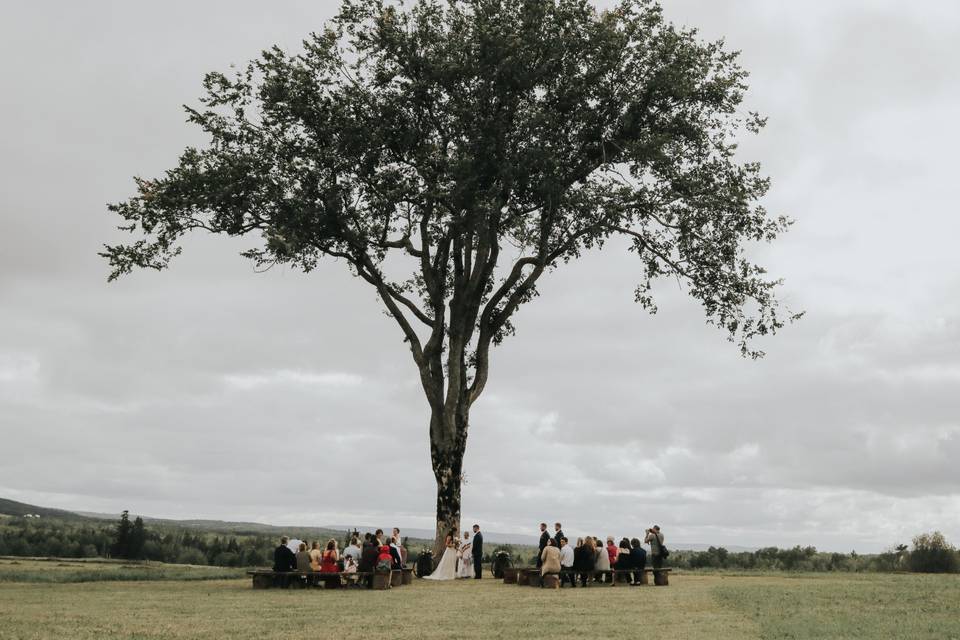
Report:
559,537,575,587
343,536,362,562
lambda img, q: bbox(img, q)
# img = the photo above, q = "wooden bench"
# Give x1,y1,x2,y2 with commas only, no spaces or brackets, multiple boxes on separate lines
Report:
247,568,412,590
509,568,672,587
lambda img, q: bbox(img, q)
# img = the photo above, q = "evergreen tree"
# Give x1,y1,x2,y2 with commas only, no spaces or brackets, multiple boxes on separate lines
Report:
130,516,146,559
111,510,132,559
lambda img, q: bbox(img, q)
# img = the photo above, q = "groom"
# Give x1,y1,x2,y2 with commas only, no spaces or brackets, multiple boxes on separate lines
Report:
471,524,483,579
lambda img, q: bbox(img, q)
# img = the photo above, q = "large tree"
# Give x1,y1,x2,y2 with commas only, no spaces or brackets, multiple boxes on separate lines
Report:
103,0,799,557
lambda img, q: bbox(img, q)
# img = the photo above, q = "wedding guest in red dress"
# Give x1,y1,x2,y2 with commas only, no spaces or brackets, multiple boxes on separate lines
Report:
320,539,340,573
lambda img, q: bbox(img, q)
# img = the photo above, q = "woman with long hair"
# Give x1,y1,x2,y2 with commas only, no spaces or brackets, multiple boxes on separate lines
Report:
320,539,340,573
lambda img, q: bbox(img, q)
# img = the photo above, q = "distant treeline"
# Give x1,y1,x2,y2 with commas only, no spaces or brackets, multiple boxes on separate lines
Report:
1,512,288,567
1,513,957,574
661,533,958,574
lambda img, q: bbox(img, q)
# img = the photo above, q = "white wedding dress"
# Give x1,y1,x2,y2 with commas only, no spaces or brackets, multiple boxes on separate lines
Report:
424,544,458,581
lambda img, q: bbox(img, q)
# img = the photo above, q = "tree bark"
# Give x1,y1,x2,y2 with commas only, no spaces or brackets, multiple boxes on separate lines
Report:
428,395,469,562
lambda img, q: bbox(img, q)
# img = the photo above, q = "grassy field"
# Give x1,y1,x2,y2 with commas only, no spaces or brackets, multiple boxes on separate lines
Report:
0,561,958,639
0,557,243,583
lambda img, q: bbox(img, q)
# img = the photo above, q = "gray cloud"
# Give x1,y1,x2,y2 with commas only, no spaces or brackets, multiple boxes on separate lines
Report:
2,1,960,552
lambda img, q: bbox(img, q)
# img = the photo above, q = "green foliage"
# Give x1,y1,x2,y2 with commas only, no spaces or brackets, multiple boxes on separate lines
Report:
0,514,274,568
672,544,912,573
104,0,798,367
908,531,959,574
101,0,801,549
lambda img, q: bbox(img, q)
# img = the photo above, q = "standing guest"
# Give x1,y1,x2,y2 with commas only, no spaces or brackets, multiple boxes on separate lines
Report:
321,539,340,573
644,525,666,569
594,536,611,582
374,529,384,544
559,537,575,587
389,535,404,569
615,538,634,583
309,541,323,571
393,528,407,565
471,524,484,580
630,538,647,584
539,539,561,586
537,523,550,568
272,536,297,588
606,537,619,568
553,522,565,549
573,537,594,587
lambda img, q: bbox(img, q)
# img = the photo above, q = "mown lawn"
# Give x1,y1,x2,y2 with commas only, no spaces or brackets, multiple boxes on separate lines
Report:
0,563,957,640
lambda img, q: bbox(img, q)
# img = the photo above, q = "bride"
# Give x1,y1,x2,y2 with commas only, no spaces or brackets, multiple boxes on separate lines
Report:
423,530,459,581
457,531,474,578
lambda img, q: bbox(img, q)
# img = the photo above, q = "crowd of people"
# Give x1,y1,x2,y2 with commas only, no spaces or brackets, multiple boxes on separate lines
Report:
268,521,665,588
536,522,666,586
271,528,407,586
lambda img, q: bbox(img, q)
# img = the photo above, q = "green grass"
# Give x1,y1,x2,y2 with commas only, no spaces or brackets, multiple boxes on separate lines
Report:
0,558,243,583
0,564,957,639
715,572,960,639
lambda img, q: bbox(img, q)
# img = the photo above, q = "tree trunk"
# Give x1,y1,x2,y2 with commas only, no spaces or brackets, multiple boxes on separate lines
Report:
429,404,468,562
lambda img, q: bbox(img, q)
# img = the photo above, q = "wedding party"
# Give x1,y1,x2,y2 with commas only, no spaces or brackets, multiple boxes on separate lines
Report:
262,522,667,588
3,0,960,637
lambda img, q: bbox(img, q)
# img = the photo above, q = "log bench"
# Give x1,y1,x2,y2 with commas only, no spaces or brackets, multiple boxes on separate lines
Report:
508,568,671,587
247,568,412,590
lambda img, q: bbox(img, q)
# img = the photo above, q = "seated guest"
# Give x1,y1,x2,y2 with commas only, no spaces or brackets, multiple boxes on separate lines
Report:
594,536,611,582
342,554,358,574
343,536,362,564
630,538,647,585
295,542,312,571
559,537,575,587
358,534,379,587
539,539,561,585
606,537,619,568
615,538,634,582
573,537,595,587
376,539,394,571
309,541,322,572
294,542,312,586
321,539,340,573
358,534,378,572
272,536,297,587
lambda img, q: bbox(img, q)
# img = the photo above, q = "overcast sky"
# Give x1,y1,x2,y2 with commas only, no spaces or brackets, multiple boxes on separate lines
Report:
1,0,958,553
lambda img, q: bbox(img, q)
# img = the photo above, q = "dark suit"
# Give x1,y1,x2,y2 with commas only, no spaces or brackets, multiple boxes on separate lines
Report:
272,544,296,588
471,531,483,579
537,531,550,568
358,542,379,587
554,529,565,549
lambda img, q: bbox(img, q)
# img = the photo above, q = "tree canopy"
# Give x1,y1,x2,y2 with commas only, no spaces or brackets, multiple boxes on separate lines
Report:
104,0,800,550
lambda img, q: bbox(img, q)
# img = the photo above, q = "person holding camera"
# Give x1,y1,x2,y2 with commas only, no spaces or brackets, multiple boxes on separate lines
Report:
644,525,666,569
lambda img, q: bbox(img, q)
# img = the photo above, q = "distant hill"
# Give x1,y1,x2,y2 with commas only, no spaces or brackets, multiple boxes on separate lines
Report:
3,497,754,552
0,498,93,521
